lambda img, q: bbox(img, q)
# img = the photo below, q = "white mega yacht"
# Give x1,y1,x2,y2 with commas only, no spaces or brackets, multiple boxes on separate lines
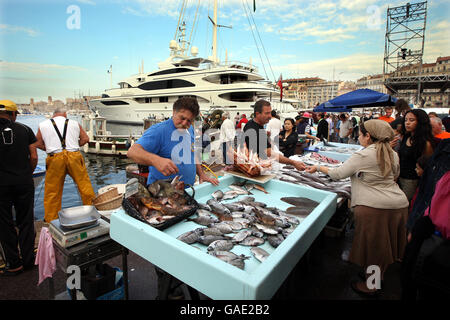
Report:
89,1,298,125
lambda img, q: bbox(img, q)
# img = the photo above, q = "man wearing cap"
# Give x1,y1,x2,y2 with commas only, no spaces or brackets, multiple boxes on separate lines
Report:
0,100,38,275
297,112,320,143
34,108,95,222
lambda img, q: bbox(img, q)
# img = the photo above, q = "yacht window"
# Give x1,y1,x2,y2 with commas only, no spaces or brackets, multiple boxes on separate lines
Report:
119,82,132,89
219,92,255,102
159,97,168,102
138,79,195,90
101,94,110,98
149,68,192,76
101,100,129,105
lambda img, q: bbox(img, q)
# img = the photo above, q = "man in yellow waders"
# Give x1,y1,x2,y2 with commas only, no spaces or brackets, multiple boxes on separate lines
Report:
35,108,95,222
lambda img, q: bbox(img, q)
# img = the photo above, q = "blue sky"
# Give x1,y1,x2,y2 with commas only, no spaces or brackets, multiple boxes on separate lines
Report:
1,0,449,103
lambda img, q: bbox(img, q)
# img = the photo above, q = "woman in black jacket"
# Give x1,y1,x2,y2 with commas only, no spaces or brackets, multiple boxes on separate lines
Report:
279,118,298,158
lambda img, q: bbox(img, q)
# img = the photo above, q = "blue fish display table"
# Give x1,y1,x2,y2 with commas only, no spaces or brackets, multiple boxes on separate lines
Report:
110,175,337,299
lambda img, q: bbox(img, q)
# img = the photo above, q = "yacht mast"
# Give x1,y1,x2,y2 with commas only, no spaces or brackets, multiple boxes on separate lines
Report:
212,0,218,63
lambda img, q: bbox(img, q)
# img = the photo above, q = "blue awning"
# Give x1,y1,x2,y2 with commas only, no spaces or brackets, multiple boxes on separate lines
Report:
314,89,397,112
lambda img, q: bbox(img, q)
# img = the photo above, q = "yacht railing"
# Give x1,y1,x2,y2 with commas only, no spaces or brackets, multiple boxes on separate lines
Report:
202,60,259,73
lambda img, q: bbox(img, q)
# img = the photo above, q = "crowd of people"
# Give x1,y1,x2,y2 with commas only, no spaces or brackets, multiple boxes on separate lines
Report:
210,99,450,299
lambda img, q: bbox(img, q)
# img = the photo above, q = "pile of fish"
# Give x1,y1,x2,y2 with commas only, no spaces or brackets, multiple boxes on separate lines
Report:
211,181,268,202
319,146,362,154
127,176,197,225
231,145,272,177
177,184,319,270
309,152,340,164
276,166,352,199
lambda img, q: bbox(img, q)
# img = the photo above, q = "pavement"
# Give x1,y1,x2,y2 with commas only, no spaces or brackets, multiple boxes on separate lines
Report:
0,217,403,301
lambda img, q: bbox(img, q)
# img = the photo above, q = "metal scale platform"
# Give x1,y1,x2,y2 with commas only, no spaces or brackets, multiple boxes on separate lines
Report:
49,219,110,248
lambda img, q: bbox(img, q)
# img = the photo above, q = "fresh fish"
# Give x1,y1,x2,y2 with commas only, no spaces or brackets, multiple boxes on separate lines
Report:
281,228,294,239
198,235,232,245
223,203,245,212
187,215,220,226
209,251,249,269
250,226,264,238
198,203,212,211
242,213,257,224
299,172,327,185
232,230,252,243
209,250,248,260
177,229,203,244
229,185,252,195
242,205,255,214
279,176,298,183
239,196,255,203
278,212,300,225
255,208,276,226
280,197,319,208
231,212,244,219
207,199,233,221
202,227,227,236
244,183,255,191
253,184,269,194
212,190,224,201
207,199,231,214
228,257,246,270
248,201,267,208
170,175,182,185
209,222,234,234
267,234,285,248
147,182,161,198
207,240,234,252
286,207,314,217
197,209,214,217
254,223,280,235
222,191,240,200
222,221,245,231
274,217,291,228
251,247,270,262
239,236,265,246
232,217,251,228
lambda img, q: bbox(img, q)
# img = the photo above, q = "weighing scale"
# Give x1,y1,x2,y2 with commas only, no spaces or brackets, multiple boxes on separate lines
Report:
49,218,110,248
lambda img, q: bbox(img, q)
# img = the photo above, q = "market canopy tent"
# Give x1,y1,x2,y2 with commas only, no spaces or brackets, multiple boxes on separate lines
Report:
313,105,352,113
314,89,397,112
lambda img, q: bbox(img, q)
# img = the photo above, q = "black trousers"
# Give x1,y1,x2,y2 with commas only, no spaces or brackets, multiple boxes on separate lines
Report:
0,184,35,269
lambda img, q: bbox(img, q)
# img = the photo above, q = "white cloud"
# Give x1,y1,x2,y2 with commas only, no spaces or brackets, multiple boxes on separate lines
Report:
0,61,87,74
0,24,39,37
76,0,96,5
275,53,384,80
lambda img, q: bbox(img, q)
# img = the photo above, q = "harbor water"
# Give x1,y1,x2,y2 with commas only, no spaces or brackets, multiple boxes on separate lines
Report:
16,114,143,221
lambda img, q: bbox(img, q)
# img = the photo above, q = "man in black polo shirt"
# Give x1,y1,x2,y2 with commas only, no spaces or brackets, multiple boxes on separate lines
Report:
243,99,306,170
0,100,38,276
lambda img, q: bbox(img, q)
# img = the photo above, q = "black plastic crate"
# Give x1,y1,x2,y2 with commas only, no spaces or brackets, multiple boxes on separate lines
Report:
80,264,116,300
122,188,199,231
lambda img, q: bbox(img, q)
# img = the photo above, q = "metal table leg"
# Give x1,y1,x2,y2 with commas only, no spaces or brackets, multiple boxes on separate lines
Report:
122,246,129,300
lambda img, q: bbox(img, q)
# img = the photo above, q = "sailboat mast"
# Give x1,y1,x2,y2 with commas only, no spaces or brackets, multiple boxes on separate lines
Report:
212,0,218,63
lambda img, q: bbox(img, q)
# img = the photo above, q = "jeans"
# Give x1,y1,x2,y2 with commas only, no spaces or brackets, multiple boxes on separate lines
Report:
339,137,349,144
0,184,36,268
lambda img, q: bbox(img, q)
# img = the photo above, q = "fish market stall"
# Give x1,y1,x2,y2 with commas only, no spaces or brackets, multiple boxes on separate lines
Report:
304,141,363,162
110,175,336,299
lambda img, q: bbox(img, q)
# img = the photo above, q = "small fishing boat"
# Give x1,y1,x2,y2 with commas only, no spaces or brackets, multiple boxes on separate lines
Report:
33,165,46,187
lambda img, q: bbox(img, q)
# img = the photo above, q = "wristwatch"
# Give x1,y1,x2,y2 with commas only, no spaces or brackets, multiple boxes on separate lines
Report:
316,164,321,172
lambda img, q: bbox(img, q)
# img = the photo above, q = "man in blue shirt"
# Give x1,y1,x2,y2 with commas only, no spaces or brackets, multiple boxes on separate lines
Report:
127,97,218,186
